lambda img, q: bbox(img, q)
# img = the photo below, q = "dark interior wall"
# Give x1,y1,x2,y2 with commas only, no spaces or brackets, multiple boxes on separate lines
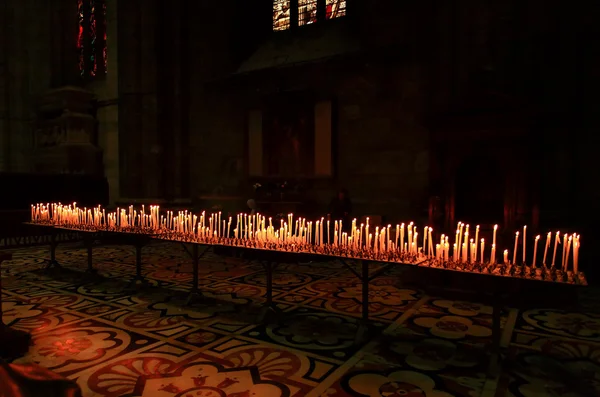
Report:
0,0,595,234
0,0,75,173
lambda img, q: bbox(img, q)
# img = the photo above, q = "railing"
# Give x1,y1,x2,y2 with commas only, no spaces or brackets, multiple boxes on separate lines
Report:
0,231,80,249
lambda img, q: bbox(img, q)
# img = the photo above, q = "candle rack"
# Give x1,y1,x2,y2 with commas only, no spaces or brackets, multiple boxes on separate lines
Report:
27,202,587,286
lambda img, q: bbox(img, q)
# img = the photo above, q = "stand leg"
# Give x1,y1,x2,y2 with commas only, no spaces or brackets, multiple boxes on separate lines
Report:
257,261,282,323
186,244,204,305
79,234,99,283
488,294,502,378
45,231,61,271
128,240,149,288
85,235,97,274
355,260,369,344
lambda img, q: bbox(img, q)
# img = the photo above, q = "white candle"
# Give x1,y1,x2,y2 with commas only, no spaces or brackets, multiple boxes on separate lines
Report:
493,224,498,247
561,233,568,270
428,228,433,257
532,235,540,267
474,225,479,262
480,238,484,263
504,249,508,264
551,232,560,268
513,231,519,265
522,225,527,264
565,235,572,271
400,223,404,252
573,236,580,274
542,232,551,267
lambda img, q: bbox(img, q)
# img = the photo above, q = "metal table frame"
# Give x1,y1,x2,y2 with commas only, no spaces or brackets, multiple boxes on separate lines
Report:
23,223,582,377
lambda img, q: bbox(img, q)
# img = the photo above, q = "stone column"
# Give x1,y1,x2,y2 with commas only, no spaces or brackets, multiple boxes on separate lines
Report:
117,0,159,199
88,0,119,204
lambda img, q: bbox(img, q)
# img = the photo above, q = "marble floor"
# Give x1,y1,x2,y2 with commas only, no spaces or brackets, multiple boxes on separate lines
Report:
1,241,599,397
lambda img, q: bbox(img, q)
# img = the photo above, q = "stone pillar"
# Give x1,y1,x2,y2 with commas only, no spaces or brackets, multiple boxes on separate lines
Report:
117,0,160,199
88,0,119,204
32,87,102,175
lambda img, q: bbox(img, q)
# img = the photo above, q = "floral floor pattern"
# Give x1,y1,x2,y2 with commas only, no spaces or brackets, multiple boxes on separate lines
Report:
1,241,598,396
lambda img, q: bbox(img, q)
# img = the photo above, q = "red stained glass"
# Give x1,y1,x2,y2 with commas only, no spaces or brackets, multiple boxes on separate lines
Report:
77,0,85,76
102,1,107,73
90,0,97,77
326,0,346,19
78,0,107,79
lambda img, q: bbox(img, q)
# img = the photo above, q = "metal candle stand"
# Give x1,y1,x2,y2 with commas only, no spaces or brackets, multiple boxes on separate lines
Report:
22,222,588,378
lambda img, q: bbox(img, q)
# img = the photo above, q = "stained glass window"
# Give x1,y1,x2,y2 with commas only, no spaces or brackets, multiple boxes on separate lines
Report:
298,0,317,26
273,0,291,31
325,0,346,19
77,0,107,79
273,0,346,30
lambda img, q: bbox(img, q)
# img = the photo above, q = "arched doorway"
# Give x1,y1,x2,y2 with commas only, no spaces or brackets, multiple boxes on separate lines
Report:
455,155,504,225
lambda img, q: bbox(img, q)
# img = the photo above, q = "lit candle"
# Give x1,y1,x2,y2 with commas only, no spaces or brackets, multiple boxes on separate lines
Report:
428,228,433,257
455,228,460,259
573,236,580,274
522,225,527,264
400,223,405,252
513,231,519,265
561,233,568,270
474,225,479,262
320,218,324,246
542,232,551,267
565,235,572,271
413,232,418,255
480,238,484,263
493,224,498,247
551,232,560,268
504,249,508,264
532,235,540,267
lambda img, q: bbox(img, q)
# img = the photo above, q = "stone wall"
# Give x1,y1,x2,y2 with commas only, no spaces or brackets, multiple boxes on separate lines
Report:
0,0,596,228
0,0,85,174
0,0,54,172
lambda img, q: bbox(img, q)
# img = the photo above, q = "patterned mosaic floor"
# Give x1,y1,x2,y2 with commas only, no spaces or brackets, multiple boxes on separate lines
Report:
1,241,599,397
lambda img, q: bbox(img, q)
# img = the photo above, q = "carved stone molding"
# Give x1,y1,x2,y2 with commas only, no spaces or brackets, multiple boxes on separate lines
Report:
33,86,103,175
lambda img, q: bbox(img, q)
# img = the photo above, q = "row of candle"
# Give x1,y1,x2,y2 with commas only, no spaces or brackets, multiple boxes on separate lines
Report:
30,203,582,273
437,223,581,274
